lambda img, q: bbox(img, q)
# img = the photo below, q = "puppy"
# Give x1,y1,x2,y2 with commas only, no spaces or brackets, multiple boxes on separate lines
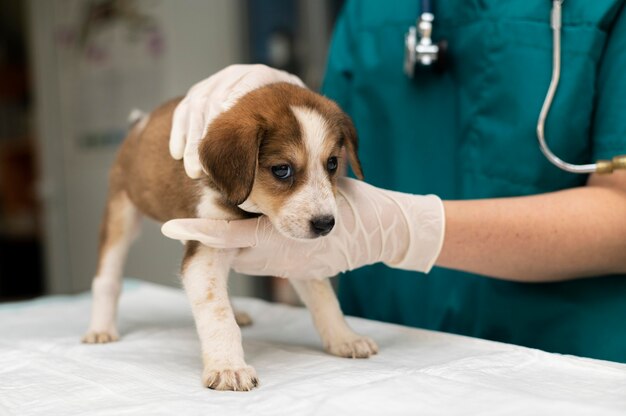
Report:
82,81,378,391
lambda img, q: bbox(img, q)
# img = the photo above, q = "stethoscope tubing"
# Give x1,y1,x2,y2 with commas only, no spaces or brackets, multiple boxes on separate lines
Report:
536,0,597,173
406,0,625,174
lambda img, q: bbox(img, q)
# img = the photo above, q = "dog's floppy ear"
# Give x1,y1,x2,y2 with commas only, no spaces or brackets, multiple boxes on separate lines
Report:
340,114,364,180
199,113,263,205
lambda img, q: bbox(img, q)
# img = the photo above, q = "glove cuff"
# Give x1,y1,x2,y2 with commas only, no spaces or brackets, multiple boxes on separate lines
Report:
384,194,445,273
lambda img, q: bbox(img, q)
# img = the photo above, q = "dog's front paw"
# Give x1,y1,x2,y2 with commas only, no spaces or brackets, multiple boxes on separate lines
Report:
326,335,378,359
81,329,119,344
202,365,258,391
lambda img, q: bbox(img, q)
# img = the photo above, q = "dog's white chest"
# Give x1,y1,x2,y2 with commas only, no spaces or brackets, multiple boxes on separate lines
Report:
195,186,240,220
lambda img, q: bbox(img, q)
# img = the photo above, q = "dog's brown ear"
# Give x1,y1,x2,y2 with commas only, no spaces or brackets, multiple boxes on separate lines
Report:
341,114,364,180
199,114,263,205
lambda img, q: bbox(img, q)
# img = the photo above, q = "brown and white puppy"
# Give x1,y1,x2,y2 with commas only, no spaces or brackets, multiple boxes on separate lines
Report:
82,82,378,391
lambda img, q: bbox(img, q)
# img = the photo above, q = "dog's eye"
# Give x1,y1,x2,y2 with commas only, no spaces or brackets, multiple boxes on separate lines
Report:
327,156,338,172
271,164,293,180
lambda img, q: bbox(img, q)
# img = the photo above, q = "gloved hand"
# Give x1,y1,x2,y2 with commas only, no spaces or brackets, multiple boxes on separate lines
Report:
161,178,445,279
170,64,306,179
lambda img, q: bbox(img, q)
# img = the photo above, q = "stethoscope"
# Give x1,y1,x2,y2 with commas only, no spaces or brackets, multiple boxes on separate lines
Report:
404,0,626,174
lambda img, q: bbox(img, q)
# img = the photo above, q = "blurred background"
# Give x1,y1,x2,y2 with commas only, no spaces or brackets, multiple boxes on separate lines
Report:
0,0,344,303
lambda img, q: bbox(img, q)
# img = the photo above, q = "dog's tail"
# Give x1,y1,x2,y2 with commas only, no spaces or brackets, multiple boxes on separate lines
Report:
127,108,148,127
127,108,150,134
128,108,147,126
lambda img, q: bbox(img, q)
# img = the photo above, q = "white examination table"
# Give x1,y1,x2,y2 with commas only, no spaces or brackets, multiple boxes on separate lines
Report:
1,279,625,415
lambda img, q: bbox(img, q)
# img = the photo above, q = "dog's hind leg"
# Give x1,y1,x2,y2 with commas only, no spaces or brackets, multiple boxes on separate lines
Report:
82,190,141,343
290,279,378,358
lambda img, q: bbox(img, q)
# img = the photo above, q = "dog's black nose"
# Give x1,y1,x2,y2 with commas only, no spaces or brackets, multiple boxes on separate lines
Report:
310,216,335,236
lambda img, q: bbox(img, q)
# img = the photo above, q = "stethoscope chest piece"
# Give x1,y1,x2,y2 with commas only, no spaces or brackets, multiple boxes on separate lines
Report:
404,10,448,77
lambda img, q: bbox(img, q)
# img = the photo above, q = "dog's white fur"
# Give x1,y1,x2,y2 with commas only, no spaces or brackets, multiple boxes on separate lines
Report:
265,106,339,238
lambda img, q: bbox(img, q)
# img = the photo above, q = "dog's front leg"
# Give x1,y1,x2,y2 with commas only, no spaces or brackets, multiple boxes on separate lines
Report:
182,242,258,391
291,279,378,358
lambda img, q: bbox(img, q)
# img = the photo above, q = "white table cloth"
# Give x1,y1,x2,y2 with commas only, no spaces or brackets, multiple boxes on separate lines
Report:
1,279,625,415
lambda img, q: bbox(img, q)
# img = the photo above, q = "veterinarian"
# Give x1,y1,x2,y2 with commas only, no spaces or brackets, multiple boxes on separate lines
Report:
163,0,626,363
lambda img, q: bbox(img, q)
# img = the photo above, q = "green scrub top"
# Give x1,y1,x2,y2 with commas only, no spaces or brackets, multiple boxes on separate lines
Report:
322,0,626,362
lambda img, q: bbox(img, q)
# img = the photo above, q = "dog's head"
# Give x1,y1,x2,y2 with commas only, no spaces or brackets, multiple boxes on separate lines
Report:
199,82,363,239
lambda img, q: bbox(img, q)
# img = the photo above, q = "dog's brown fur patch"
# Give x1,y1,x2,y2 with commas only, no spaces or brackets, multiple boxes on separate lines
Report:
199,83,362,216
114,98,201,221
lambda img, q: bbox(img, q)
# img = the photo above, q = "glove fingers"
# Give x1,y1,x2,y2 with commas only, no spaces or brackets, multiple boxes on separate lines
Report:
170,100,189,160
183,154,203,179
187,107,206,145
183,110,207,179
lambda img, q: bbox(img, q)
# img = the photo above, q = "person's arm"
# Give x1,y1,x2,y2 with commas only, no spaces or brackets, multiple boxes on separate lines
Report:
437,171,626,282
162,173,626,283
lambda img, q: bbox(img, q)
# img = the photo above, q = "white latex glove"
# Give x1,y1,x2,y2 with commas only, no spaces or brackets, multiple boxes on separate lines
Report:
170,64,306,178
161,178,445,280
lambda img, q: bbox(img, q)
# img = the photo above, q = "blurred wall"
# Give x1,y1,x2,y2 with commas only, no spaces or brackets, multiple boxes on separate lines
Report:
29,0,247,295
